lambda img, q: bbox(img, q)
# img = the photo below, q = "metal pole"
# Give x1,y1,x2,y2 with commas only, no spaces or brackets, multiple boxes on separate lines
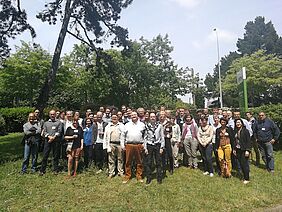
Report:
214,28,223,108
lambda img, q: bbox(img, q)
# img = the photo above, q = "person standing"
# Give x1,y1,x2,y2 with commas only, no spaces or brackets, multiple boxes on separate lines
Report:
162,117,174,175
39,110,62,175
253,112,280,173
144,113,165,184
21,113,42,174
92,111,108,174
211,115,221,175
215,118,235,178
233,119,251,184
181,114,199,169
246,111,260,166
64,118,84,177
121,111,145,183
83,118,94,169
103,114,125,178
197,117,214,177
170,115,181,168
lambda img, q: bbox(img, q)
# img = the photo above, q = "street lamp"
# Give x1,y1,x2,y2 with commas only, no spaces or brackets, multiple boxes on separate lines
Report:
213,28,223,108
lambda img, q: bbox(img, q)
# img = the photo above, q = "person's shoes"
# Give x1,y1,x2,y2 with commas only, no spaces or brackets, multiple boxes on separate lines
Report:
122,178,130,184
243,180,250,184
96,169,103,174
146,178,151,185
209,173,214,177
269,170,275,175
169,170,173,175
31,169,36,174
39,172,44,176
20,171,27,175
137,179,144,183
203,171,209,175
157,179,162,184
53,171,59,175
73,172,77,177
118,174,125,178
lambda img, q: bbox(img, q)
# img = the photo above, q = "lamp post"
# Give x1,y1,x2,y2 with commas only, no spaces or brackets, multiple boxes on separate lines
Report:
213,28,223,108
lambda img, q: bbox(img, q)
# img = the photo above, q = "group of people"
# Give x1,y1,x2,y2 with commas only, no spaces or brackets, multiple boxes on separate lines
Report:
22,106,280,185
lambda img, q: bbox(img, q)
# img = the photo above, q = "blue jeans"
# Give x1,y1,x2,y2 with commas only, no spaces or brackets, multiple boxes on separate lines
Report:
22,142,38,173
199,143,213,173
258,141,274,171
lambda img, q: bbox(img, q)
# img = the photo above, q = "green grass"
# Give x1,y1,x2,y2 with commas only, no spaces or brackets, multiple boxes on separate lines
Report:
1,133,282,211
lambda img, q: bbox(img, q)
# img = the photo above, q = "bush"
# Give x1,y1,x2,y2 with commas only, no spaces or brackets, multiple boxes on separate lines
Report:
0,107,34,133
0,114,6,135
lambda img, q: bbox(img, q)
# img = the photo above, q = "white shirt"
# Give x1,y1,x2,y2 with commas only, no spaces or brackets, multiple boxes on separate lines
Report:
121,120,145,144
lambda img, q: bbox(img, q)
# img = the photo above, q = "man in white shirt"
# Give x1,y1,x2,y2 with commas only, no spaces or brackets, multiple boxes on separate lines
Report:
121,111,145,183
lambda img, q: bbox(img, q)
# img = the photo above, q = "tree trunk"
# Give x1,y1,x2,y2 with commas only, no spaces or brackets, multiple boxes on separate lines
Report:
36,0,73,112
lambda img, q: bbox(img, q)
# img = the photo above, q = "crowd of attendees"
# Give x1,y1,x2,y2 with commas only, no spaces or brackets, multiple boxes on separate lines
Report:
21,106,280,185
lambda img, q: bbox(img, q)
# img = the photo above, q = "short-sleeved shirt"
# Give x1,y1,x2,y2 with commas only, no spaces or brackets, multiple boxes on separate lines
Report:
65,126,84,149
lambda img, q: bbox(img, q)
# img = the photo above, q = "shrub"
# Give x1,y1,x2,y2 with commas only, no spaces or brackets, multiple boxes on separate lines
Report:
0,107,34,133
0,114,6,135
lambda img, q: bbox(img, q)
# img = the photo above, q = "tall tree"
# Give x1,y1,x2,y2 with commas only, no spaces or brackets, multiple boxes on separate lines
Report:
36,0,133,112
237,16,279,55
0,42,51,107
222,50,282,107
0,0,35,60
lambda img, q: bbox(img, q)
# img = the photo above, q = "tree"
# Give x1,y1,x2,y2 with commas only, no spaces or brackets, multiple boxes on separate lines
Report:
0,0,35,60
36,0,133,112
0,42,51,107
222,50,282,107
237,16,279,55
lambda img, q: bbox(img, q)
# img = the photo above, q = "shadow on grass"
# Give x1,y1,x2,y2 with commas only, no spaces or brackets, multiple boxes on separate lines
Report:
0,133,23,165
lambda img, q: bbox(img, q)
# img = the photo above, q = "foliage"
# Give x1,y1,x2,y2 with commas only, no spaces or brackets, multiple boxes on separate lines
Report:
0,107,33,133
1,133,282,211
0,42,51,108
237,16,281,55
222,50,282,107
0,114,6,135
35,0,133,111
0,0,36,60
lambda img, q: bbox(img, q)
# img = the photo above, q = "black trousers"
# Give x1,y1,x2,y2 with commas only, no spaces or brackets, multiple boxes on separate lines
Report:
147,144,162,181
84,144,93,168
162,138,174,173
94,143,104,170
236,149,250,181
40,140,60,173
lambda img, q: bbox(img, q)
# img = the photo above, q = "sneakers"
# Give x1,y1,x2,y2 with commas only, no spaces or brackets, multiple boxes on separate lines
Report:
209,173,214,177
122,178,130,184
137,179,144,183
39,172,45,176
203,171,209,175
243,180,250,184
96,169,103,174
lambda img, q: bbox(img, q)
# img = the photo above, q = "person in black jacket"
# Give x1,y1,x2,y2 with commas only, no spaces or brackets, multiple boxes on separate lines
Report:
233,119,251,184
253,112,280,173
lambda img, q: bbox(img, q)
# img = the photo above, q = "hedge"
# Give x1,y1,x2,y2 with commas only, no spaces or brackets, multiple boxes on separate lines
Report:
0,107,34,133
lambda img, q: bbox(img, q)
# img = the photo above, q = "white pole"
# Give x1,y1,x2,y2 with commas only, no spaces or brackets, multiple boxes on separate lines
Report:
214,28,223,108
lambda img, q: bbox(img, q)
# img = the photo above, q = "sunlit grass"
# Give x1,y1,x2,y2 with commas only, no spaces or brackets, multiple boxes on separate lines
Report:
1,133,282,211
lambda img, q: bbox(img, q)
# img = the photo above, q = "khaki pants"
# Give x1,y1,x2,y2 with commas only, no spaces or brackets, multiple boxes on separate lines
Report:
125,144,143,180
218,144,232,175
108,143,124,176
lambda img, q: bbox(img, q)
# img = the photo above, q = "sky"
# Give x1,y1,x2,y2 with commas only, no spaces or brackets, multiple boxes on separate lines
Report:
9,0,282,80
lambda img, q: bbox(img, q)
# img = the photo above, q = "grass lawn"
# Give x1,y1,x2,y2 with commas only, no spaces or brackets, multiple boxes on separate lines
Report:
1,133,282,211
